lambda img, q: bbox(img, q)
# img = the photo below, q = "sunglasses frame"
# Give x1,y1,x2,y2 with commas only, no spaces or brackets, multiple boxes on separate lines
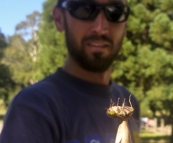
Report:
58,0,130,23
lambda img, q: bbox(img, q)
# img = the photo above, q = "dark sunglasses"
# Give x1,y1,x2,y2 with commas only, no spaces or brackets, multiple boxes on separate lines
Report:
58,0,130,23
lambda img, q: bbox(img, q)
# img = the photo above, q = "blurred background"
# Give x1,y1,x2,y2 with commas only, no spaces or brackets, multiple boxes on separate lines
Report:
0,0,173,142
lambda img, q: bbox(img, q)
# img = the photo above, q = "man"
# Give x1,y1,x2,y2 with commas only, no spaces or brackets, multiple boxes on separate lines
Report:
0,0,140,142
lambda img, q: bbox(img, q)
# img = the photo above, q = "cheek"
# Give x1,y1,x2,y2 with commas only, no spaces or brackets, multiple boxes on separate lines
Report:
110,24,126,42
65,14,88,43
68,22,89,46
112,23,126,36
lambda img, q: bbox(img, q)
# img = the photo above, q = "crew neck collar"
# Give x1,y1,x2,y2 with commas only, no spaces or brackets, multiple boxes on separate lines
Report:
53,68,114,98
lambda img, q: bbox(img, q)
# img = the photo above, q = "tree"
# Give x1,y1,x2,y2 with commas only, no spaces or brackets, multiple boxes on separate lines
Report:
111,0,173,141
2,11,41,105
35,0,66,80
0,30,14,106
4,35,34,86
15,11,41,62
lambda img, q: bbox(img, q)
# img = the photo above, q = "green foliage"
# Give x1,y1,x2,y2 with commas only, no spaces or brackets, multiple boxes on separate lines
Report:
1,11,42,105
111,4,173,141
0,33,7,50
35,0,66,80
0,31,14,106
149,13,173,48
15,11,41,40
4,35,33,86
111,1,173,139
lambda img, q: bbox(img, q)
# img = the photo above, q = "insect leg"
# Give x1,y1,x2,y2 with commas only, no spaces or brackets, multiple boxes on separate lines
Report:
129,95,133,108
117,98,120,106
110,99,115,107
122,98,126,108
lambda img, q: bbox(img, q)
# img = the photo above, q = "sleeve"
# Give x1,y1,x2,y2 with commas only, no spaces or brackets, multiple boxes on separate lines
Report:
0,90,56,143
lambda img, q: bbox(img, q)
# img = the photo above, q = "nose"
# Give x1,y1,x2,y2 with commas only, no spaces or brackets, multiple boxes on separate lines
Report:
90,11,109,35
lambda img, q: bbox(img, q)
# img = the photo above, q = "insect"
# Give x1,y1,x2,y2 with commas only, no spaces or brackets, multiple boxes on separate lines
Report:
106,94,134,119
106,95,134,143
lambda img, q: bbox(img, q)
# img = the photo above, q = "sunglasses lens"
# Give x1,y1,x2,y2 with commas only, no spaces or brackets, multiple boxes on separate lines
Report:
61,1,129,22
105,5,129,22
68,1,97,20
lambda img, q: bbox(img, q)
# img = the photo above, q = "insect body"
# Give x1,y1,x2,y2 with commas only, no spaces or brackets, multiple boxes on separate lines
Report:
106,95,134,119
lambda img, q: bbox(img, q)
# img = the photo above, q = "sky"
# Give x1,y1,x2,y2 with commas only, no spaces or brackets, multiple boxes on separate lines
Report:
0,0,45,37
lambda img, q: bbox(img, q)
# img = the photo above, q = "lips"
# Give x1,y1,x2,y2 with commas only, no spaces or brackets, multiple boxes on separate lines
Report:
86,41,109,52
89,43,107,47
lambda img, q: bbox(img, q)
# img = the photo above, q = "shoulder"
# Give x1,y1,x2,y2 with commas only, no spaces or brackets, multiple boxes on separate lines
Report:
9,75,62,116
15,78,55,102
1,77,62,143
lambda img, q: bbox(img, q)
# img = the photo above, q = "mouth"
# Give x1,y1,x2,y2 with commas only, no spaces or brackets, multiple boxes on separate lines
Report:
86,41,109,52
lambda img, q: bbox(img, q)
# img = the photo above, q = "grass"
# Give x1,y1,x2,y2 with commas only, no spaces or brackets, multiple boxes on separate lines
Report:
140,130,170,143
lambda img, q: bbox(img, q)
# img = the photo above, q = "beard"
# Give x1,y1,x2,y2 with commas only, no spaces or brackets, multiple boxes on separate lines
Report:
63,16,124,73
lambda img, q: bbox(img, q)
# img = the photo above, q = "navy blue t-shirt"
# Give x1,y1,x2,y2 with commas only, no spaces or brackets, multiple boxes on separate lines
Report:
0,68,140,143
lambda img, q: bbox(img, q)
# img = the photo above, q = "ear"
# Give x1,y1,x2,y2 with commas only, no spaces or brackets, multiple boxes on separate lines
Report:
53,7,64,32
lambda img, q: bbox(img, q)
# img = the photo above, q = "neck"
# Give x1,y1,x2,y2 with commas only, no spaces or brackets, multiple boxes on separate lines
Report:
63,56,112,85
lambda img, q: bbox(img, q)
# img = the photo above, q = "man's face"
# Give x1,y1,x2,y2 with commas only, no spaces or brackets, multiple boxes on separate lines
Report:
62,0,127,73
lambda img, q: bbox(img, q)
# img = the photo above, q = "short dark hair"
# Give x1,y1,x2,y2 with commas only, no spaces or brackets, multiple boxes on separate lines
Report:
56,0,64,6
56,0,127,7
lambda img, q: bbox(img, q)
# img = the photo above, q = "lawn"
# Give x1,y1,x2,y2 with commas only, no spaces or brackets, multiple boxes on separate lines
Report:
140,130,170,143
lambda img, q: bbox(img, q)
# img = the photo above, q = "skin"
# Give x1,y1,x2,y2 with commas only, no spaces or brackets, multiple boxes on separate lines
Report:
53,0,127,85
116,120,132,143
